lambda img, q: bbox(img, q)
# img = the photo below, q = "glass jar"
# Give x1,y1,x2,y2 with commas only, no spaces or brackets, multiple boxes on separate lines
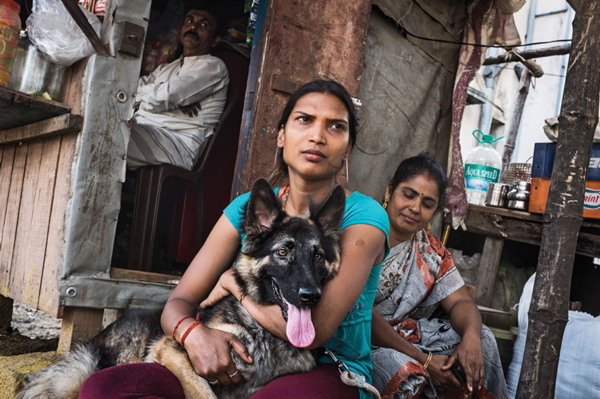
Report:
7,31,66,101
0,0,21,86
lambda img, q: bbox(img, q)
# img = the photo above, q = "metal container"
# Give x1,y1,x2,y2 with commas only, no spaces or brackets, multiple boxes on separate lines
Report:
507,181,531,211
503,162,532,184
485,183,510,207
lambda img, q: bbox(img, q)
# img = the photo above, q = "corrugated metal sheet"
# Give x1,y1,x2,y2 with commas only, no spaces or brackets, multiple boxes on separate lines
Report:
348,0,467,202
58,0,175,309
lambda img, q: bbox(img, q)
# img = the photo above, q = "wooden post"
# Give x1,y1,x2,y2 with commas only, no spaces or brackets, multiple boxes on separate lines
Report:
0,295,13,334
474,237,504,307
57,307,104,355
516,1,600,397
500,69,531,182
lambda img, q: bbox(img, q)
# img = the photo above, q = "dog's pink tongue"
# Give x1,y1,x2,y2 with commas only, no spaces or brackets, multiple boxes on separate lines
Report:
286,303,315,348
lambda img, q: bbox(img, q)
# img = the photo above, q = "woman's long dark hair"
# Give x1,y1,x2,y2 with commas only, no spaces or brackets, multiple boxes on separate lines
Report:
389,153,448,210
268,79,358,186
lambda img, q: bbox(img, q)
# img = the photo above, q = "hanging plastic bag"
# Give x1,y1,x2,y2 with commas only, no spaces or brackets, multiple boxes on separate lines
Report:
26,0,102,67
448,248,481,286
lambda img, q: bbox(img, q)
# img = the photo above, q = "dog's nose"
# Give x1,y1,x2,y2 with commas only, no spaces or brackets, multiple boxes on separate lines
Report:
298,287,321,304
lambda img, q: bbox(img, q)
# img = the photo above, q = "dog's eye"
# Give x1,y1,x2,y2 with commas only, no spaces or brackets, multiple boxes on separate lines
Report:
314,253,322,260
277,249,287,257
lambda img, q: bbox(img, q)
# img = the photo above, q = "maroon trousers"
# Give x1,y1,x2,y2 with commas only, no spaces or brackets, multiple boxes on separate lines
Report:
79,363,360,398
79,363,185,399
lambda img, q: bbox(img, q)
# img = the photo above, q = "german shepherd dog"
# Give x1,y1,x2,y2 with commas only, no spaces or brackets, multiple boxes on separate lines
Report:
17,178,346,399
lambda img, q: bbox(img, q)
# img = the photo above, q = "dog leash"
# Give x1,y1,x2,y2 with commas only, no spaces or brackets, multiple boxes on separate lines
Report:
323,348,381,399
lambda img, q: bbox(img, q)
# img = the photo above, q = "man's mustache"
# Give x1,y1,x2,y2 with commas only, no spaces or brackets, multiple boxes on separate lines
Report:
184,30,200,40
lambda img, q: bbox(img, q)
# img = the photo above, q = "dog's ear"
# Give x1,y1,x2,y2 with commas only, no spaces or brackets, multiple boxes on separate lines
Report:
245,178,281,235
313,185,346,234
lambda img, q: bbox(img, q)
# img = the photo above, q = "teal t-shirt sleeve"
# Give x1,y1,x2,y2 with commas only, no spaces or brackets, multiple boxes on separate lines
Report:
223,192,251,235
341,192,390,242
224,190,388,254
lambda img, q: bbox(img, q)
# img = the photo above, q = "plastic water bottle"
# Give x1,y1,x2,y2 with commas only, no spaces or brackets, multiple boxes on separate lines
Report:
464,130,503,205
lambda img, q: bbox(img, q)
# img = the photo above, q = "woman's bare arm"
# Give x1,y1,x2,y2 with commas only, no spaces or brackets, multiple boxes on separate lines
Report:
440,285,484,392
161,214,252,386
161,214,240,333
440,286,482,339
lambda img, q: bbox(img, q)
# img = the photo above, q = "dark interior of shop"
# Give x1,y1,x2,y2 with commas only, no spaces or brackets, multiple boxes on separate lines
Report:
112,0,252,275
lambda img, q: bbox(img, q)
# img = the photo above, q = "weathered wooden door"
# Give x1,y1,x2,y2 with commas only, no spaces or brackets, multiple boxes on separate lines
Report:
232,0,373,195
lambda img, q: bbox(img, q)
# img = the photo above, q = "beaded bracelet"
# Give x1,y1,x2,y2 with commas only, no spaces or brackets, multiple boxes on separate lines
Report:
423,352,433,371
238,293,246,306
180,321,202,348
172,316,194,340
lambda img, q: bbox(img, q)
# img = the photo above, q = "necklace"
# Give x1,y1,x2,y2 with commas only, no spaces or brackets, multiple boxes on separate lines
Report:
281,185,290,211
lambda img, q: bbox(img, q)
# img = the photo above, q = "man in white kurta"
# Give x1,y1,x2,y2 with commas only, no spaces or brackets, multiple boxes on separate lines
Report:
127,5,229,171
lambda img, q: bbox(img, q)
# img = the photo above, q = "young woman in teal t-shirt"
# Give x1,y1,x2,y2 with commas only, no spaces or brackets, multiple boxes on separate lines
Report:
170,80,389,398
82,79,389,398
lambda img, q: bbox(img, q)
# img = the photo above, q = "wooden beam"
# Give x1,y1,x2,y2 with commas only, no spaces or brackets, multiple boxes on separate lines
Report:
500,70,531,182
110,268,180,285
57,306,104,354
467,204,542,222
59,0,110,57
459,205,600,259
477,305,511,316
0,114,82,145
483,45,571,65
517,0,600,396
462,208,543,246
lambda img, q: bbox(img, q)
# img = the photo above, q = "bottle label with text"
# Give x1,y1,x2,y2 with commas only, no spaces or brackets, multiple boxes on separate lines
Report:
465,164,500,191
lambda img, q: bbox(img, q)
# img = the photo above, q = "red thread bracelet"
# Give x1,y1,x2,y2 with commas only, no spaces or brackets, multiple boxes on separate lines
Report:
180,321,201,348
172,316,194,340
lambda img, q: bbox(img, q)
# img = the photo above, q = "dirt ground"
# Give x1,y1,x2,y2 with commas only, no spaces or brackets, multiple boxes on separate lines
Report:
0,302,61,356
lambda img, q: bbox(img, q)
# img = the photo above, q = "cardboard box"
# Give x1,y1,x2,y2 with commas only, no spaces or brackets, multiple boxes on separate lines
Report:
529,177,600,219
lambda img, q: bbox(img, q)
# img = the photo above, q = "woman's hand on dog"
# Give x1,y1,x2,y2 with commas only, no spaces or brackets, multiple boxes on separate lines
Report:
192,269,253,386
185,322,253,386
201,269,239,308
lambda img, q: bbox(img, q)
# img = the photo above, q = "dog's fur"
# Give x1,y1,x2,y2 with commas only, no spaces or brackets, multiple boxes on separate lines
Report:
17,178,346,399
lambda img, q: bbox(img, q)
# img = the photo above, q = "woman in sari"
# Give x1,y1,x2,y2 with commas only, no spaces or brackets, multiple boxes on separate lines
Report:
371,154,508,399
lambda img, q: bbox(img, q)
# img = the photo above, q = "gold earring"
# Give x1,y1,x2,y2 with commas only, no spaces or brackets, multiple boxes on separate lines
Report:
345,157,349,182
382,193,390,210
427,221,432,230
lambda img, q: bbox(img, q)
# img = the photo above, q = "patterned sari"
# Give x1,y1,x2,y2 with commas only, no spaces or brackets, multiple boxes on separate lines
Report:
372,230,508,399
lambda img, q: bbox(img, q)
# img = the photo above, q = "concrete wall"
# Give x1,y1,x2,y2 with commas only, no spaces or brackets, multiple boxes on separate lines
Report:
461,0,573,167
349,0,466,201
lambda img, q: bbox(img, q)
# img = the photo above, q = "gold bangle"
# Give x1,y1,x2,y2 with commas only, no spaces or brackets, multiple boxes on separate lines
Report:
238,293,246,306
422,352,433,371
